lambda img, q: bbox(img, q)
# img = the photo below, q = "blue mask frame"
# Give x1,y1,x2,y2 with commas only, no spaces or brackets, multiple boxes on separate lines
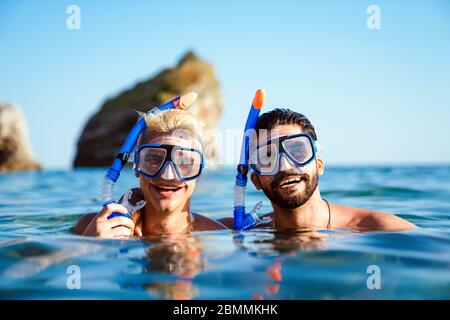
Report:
250,133,318,176
134,143,205,182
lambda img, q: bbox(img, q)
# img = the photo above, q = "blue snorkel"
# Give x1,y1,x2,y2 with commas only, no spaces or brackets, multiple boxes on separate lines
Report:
233,89,266,230
101,92,198,219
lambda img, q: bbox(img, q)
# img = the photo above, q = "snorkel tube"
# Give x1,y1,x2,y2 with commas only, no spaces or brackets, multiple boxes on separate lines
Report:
233,89,265,230
101,92,198,218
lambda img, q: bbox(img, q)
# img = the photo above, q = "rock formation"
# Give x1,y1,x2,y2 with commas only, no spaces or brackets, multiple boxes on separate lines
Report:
73,51,223,167
0,102,41,172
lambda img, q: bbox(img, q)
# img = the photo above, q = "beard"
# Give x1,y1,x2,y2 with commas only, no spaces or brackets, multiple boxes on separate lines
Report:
261,170,319,209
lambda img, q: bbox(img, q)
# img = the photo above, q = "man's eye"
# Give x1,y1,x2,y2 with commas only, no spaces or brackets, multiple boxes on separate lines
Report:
179,156,193,164
291,150,305,158
145,156,163,162
292,147,305,154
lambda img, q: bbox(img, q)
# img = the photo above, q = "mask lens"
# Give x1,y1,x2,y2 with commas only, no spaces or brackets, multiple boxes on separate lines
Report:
254,143,278,175
173,149,202,179
283,136,314,165
138,147,167,176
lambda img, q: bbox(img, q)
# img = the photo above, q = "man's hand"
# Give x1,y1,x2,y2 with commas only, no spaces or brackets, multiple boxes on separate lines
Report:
82,203,135,239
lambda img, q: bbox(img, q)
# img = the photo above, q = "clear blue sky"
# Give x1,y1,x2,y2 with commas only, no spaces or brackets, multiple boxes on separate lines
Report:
1,0,449,168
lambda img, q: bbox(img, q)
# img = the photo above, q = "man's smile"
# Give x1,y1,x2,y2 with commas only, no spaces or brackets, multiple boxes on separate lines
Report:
280,178,303,188
272,174,307,193
150,181,187,198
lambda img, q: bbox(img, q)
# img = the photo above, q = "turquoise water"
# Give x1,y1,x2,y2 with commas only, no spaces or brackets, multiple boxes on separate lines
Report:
0,166,449,299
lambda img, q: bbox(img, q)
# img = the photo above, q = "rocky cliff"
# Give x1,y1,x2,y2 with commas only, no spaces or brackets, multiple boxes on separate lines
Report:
73,51,222,167
0,102,41,172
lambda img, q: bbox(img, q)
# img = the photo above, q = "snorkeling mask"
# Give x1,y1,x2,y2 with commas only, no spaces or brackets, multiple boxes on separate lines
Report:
134,143,205,182
250,133,318,176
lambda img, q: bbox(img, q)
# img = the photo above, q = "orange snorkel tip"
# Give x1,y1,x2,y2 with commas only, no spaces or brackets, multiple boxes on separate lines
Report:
177,92,198,110
252,89,265,110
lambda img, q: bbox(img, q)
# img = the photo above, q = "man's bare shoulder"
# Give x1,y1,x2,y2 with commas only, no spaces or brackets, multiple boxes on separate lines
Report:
330,203,416,231
192,213,229,231
73,212,96,235
217,217,234,229
120,187,144,204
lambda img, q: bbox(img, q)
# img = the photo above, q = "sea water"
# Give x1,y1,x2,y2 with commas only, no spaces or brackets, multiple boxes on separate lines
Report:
0,165,449,299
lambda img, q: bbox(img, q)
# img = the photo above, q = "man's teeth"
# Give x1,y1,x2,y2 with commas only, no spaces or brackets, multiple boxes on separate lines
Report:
157,186,181,190
280,178,301,188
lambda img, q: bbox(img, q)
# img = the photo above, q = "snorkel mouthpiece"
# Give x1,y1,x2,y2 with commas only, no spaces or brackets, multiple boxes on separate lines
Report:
101,92,197,219
233,89,267,230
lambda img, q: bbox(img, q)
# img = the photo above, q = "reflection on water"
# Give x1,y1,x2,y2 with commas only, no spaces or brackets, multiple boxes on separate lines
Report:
140,235,205,300
0,237,102,280
233,229,333,255
134,230,341,299
0,166,449,299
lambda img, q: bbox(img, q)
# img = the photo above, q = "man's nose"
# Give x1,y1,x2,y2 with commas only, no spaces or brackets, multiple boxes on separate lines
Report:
160,162,177,180
279,153,295,171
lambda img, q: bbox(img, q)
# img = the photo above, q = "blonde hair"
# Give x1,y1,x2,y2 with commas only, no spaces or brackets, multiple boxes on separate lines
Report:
137,109,203,147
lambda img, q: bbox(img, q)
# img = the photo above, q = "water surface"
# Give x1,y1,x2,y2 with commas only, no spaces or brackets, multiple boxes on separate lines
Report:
0,166,449,299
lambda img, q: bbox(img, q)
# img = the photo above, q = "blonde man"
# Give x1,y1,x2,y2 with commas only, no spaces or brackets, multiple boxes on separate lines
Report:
74,109,227,238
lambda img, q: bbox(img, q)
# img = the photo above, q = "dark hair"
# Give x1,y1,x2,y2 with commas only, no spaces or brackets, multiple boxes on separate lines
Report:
255,108,317,141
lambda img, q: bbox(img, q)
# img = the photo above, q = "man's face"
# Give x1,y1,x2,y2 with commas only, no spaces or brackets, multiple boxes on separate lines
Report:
136,130,200,215
251,124,324,209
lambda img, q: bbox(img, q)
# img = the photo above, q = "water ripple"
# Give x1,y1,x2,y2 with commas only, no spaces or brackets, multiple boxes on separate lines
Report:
0,166,449,299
